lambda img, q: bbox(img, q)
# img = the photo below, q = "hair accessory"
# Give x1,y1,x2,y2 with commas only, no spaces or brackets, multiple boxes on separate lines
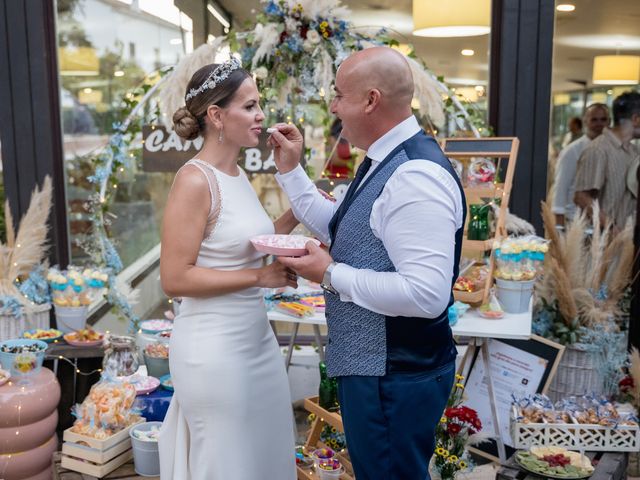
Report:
185,57,242,101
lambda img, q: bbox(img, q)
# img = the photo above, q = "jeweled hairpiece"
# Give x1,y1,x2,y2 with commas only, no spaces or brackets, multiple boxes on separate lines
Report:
185,57,242,101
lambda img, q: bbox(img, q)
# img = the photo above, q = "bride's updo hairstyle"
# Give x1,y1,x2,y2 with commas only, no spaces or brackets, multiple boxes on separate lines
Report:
173,60,251,141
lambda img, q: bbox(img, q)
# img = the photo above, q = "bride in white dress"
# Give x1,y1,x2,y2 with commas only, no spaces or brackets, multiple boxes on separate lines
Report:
158,58,298,480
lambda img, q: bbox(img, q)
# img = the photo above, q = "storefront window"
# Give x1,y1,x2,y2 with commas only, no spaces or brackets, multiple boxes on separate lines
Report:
56,0,193,267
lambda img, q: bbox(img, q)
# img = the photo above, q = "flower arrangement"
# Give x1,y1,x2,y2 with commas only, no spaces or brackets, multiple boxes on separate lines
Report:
534,202,633,346
433,375,484,479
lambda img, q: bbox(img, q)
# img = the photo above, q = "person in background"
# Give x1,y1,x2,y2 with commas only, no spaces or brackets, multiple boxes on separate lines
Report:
561,116,583,148
552,103,610,226
574,91,640,229
325,118,353,179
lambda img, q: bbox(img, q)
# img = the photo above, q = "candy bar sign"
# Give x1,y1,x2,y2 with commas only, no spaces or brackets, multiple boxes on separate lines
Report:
142,124,301,173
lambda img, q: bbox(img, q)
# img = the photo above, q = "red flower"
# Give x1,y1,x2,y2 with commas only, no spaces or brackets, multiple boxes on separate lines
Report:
299,25,309,39
444,406,482,434
620,375,635,392
447,423,462,435
279,31,289,44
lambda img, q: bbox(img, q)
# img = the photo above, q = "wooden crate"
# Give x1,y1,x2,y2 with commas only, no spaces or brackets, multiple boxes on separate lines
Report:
510,406,640,452
60,420,144,478
298,397,354,480
53,452,159,480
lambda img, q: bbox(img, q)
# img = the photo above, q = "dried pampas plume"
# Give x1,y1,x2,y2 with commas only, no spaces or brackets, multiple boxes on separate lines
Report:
0,176,52,303
404,55,445,127
157,38,228,129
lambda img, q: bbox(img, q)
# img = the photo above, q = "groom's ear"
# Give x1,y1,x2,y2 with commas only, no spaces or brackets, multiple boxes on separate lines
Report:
364,88,382,114
206,104,224,129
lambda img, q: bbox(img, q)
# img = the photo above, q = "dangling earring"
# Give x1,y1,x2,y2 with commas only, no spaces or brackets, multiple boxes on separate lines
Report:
218,124,224,143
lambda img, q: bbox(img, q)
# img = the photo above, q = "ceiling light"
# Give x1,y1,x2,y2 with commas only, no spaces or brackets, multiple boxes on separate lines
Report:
461,49,475,56
556,4,575,12
592,55,640,85
169,38,182,45
413,0,490,37
114,70,125,77
207,3,230,29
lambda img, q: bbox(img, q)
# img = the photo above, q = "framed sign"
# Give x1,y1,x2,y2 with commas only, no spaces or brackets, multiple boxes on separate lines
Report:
141,124,303,174
462,335,564,463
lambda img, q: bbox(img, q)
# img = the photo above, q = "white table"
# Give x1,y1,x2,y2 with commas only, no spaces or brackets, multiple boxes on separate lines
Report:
267,310,326,370
268,303,532,465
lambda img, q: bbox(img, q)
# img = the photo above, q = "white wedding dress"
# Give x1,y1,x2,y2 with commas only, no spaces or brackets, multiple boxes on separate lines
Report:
159,159,296,480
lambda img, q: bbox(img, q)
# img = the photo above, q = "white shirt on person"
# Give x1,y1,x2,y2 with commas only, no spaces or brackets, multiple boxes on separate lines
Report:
275,115,464,319
552,134,591,221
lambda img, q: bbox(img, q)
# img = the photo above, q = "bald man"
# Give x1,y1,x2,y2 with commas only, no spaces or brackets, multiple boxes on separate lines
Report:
268,47,465,479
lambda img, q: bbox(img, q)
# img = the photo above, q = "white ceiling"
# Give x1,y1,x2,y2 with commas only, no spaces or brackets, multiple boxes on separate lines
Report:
219,0,640,92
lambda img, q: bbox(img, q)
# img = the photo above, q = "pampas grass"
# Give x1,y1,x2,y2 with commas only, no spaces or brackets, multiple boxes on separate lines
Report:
539,200,633,336
0,176,52,303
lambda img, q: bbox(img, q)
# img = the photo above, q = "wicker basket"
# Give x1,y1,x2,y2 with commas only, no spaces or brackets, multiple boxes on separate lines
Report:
0,303,51,342
547,344,602,402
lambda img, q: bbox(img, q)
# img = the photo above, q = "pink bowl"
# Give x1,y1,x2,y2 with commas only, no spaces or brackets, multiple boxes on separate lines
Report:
250,234,321,257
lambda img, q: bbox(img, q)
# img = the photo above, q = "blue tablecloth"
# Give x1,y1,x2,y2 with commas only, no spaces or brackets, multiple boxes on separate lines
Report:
135,387,173,422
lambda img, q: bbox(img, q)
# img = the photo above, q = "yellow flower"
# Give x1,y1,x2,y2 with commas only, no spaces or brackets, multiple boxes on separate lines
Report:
435,447,446,456
448,455,459,463
442,449,449,457
322,32,329,38
455,374,464,381
440,417,447,423
459,461,467,469
320,21,329,28
455,383,465,389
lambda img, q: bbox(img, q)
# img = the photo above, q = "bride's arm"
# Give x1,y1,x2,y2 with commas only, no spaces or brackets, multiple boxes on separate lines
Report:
160,167,297,298
273,209,299,234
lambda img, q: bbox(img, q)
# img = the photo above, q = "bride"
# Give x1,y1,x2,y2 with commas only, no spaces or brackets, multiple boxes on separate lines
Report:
158,57,298,480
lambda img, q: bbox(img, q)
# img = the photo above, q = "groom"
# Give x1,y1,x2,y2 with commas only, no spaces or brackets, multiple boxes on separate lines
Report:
269,46,466,480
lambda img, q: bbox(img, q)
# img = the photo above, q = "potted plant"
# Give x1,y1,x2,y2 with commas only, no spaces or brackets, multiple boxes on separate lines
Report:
535,202,633,401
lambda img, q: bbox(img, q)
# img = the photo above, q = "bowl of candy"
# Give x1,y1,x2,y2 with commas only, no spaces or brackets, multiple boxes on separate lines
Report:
0,339,48,378
22,328,63,343
316,458,344,480
64,328,104,347
311,447,335,469
140,319,173,336
143,343,169,378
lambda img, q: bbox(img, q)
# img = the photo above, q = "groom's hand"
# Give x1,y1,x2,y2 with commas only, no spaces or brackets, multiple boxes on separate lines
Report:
267,123,304,174
277,241,332,284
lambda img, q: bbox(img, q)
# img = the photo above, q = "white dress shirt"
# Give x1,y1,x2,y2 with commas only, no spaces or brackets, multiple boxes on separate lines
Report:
275,116,464,319
552,135,591,220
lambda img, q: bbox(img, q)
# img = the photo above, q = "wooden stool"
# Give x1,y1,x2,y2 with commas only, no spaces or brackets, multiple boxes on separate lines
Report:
496,451,627,480
52,452,159,480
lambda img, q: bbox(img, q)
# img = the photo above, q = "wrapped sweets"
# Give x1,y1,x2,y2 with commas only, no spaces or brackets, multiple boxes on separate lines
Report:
48,266,108,307
513,393,638,426
70,378,141,439
276,301,314,318
493,236,549,281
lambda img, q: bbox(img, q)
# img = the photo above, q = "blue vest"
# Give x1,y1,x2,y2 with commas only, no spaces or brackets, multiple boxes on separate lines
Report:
325,131,466,377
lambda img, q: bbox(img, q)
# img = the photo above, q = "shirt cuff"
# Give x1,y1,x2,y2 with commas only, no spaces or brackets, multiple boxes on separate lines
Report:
330,263,355,302
551,206,565,214
274,164,309,196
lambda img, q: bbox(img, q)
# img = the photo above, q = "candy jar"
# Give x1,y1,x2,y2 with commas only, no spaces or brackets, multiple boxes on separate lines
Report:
102,335,139,376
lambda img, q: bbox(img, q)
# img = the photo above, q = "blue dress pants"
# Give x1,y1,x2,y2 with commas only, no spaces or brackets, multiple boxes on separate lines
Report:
337,362,455,480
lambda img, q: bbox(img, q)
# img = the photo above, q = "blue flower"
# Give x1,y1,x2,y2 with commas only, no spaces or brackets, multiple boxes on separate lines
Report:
285,36,303,53
264,1,282,17
19,265,51,305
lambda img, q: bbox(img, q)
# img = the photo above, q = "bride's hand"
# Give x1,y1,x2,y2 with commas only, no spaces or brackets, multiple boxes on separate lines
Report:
257,261,298,288
267,123,304,174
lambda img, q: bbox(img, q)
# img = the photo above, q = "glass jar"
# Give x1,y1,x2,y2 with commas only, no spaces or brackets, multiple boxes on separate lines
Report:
467,204,490,241
102,335,139,377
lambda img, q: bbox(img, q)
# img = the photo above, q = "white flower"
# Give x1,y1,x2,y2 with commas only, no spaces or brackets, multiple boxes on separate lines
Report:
285,17,300,33
306,29,321,44
303,39,315,52
254,66,268,80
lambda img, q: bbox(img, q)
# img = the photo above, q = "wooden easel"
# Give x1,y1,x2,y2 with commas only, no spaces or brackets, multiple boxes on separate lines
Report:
297,397,354,480
442,137,520,305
